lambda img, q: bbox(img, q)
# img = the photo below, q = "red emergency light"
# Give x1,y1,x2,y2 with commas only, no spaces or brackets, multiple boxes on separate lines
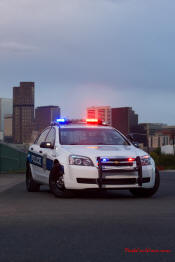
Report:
128,158,135,162
86,118,99,124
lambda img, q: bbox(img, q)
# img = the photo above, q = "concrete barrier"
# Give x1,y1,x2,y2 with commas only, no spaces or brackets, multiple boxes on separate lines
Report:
0,143,27,173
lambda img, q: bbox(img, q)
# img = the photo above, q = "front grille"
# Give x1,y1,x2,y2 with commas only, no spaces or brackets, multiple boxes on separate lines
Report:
102,169,137,174
101,158,135,168
99,157,137,172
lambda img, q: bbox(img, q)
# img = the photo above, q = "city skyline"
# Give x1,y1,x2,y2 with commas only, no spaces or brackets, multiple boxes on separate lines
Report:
0,87,173,126
0,0,175,124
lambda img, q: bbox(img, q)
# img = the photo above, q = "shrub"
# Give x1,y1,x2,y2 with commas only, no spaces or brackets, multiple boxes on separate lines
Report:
150,151,175,170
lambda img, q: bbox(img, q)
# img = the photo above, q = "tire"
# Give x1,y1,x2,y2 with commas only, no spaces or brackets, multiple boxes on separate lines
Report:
129,168,160,198
49,165,71,198
26,164,40,192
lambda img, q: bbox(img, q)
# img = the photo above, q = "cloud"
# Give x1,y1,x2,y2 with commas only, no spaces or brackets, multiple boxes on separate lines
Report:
0,41,38,53
0,0,175,124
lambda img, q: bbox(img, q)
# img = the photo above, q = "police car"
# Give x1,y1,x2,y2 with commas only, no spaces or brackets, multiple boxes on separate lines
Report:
26,118,160,197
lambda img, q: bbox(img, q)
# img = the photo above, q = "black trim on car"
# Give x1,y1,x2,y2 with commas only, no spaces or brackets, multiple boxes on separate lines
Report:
77,177,150,185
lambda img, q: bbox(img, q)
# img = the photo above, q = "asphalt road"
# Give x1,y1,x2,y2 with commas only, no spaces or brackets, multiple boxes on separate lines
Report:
0,171,175,262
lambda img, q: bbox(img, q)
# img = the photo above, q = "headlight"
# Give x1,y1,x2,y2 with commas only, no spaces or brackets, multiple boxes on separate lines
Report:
69,155,94,166
141,155,151,166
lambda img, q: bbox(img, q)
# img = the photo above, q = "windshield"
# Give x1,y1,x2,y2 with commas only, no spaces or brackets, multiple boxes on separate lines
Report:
59,128,130,145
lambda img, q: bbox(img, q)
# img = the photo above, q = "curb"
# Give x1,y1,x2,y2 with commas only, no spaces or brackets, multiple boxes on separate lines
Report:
159,170,175,173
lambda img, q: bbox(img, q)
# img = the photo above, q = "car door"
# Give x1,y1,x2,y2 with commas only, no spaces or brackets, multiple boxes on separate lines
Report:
30,127,51,182
41,127,56,184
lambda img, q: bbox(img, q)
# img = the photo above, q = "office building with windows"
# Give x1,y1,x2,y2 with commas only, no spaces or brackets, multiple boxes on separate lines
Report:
4,114,13,142
0,98,13,136
13,82,35,143
111,107,138,135
87,106,111,124
35,106,60,133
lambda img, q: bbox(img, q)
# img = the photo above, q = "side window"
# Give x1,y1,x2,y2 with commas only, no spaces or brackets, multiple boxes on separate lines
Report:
46,127,56,146
36,128,51,146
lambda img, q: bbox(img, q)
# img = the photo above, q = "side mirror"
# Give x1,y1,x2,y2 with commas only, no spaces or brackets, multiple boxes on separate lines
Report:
133,142,140,148
40,142,54,149
126,134,140,148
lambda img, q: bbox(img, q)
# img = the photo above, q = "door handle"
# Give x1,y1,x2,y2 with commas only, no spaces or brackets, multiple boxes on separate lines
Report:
39,150,43,154
31,147,33,151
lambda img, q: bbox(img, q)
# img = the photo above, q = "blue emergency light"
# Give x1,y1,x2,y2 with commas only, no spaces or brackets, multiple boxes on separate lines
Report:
56,118,67,123
101,158,109,162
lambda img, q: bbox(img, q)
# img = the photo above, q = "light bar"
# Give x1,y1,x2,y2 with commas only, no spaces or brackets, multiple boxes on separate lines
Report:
56,118,66,123
128,158,135,162
86,118,98,123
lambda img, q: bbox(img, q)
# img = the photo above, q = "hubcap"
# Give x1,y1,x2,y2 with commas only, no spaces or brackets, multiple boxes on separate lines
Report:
55,176,64,190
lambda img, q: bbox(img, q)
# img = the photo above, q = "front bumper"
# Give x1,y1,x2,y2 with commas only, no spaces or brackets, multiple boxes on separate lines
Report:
63,156,155,190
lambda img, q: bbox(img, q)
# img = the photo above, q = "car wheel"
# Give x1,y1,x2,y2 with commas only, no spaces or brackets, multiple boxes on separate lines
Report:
26,164,40,192
49,166,71,198
129,168,160,198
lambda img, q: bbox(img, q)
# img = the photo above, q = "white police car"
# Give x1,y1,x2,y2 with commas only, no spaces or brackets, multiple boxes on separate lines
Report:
26,118,160,197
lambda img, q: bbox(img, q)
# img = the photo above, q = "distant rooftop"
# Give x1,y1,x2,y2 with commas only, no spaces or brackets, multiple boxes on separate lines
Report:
36,105,60,109
139,123,167,126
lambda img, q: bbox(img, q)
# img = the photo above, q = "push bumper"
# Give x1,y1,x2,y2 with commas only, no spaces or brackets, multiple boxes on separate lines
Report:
64,156,155,190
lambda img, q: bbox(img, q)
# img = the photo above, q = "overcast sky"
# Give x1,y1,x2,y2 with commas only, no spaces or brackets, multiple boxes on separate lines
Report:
0,0,175,124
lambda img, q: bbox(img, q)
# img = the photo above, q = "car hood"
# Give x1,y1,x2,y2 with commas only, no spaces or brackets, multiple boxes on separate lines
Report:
61,145,146,159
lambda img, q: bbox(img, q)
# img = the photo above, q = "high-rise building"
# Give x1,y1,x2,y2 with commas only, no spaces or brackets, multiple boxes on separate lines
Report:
13,82,34,143
0,98,13,133
4,114,13,142
87,106,111,124
35,106,60,133
111,107,138,135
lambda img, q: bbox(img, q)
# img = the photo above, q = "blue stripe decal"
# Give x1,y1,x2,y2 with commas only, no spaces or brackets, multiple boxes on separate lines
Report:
46,158,53,171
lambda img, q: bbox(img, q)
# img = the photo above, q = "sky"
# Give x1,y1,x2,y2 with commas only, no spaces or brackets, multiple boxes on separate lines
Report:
0,0,175,124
